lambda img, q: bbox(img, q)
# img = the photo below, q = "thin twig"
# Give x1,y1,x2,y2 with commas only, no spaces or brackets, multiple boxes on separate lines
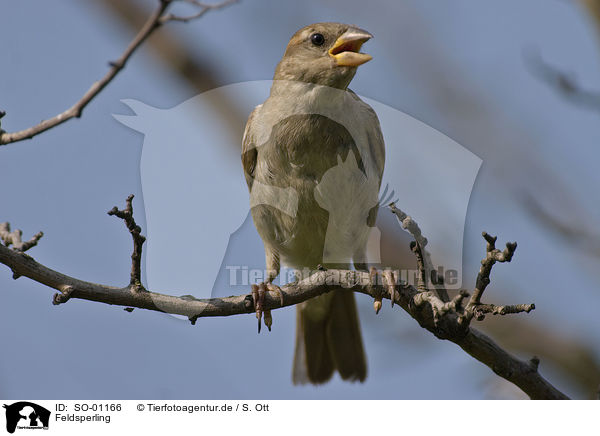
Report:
107,194,146,289
0,0,236,146
461,232,522,322
0,222,43,252
524,48,600,112
474,303,535,316
0,222,43,279
389,202,450,301
159,0,238,23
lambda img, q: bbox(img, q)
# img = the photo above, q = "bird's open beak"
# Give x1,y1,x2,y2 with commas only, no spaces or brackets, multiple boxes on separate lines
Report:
329,27,373,67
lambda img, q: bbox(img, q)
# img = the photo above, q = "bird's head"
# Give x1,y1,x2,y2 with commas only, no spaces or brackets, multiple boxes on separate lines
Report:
274,22,373,89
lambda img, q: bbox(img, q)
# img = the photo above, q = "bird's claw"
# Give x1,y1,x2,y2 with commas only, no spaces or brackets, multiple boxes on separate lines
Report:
266,282,284,306
251,283,265,333
369,267,382,314
381,269,397,308
252,281,283,333
264,310,272,331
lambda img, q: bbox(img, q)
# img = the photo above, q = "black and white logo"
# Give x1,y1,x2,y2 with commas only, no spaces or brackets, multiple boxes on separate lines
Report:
3,402,50,433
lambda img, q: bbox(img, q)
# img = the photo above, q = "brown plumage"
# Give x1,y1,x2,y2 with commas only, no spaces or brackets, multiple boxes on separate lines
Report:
242,22,385,384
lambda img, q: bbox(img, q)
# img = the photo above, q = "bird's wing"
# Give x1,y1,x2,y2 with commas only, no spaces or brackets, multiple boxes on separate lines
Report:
348,89,385,228
241,104,262,191
348,89,385,184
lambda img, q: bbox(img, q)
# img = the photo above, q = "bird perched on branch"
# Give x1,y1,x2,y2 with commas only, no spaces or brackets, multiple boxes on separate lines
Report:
242,22,385,384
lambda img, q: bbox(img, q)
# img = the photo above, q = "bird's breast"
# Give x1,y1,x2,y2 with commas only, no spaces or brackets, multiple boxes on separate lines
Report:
251,113,376,268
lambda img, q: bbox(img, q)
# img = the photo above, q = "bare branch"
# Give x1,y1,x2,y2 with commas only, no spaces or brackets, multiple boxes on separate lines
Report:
381,269,397,308
0,194,568,399
524,48,600,112
0,222,43,253
0,237,567,399
159,0,238,23
582,0,600,37
107,194,146,289
521,192,600,259
386,208,553,396
0,0,237,146
454,231,528,325
409,240,427,291
389,203,450,301
474,303,535,316
0,222,43,279
457,329,566,399
469,232,517,305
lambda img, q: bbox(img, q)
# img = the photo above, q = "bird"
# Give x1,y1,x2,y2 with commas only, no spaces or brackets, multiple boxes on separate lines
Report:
242,22,385,384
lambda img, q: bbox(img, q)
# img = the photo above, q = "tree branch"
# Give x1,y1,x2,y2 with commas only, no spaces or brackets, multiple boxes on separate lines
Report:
159,0,238,24
0,222,43,280
107,194,146,289
0,0,237,146
0,222,43,253
388,203,451,302
0,195,568,399
524,48,600,112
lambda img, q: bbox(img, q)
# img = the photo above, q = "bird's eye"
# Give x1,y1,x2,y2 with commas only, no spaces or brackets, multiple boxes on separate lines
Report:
310,33,325,46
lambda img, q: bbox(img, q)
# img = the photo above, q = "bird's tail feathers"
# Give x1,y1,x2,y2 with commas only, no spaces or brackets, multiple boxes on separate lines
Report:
292,290,367,385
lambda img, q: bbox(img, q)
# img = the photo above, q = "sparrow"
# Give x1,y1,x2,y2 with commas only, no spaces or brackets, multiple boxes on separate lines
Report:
242,22,385,384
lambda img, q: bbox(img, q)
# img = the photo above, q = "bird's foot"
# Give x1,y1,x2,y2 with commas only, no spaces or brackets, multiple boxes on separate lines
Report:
266,281,284,306
370,268,397,313
369,267,382,314
251,281,284,333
